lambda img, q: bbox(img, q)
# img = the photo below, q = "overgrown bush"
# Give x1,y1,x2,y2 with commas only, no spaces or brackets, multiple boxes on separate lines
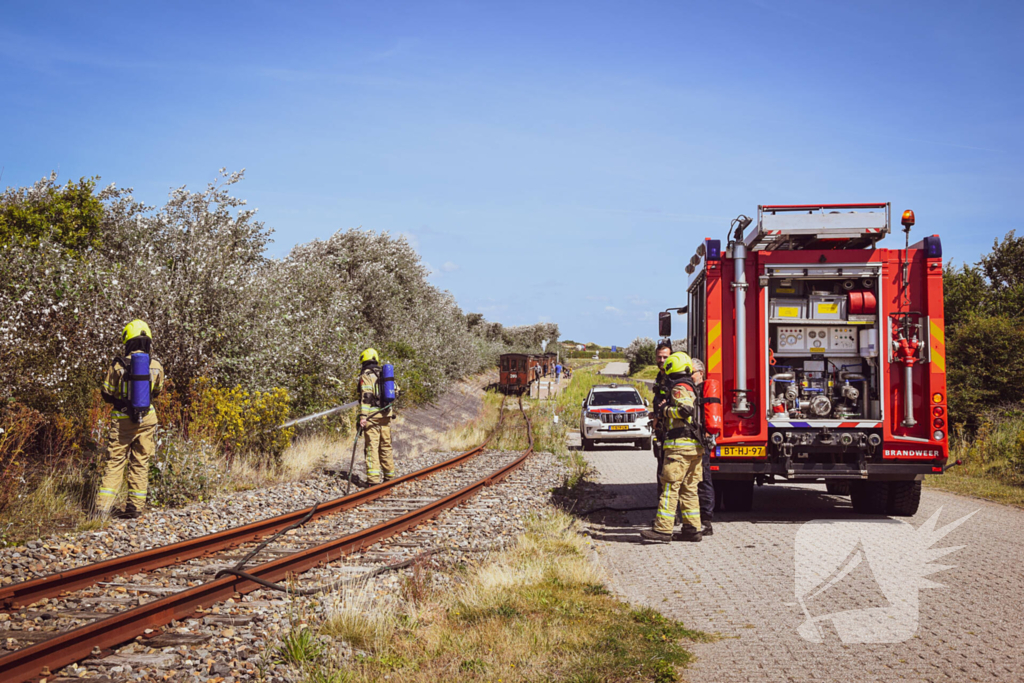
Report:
147,428,220,508
0,169,561,520
945,230,1024,430
624,337,656,374
189,379,294,462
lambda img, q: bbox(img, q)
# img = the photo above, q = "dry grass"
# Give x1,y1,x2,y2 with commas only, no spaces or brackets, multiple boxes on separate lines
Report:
224,433,349,491
298,507,708,683
0,472,95,545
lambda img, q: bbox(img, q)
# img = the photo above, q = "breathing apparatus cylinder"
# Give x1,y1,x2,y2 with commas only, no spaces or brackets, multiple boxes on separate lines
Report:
128,353,151,421
381,363,397,405
702,379,723,435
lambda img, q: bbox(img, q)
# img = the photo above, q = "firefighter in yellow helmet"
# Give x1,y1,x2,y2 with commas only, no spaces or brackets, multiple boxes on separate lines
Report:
357,348,399,485
641,351,703,543
94,320,166,519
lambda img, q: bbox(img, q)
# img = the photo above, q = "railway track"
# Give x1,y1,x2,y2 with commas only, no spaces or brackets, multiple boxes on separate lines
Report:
0,395,534,682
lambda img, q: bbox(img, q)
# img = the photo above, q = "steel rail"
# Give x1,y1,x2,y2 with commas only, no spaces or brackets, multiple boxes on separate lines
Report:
0,396,509,611
0,396,532,683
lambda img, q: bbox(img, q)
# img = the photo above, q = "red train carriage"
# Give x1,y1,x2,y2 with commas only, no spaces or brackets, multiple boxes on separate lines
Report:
499,354,533,394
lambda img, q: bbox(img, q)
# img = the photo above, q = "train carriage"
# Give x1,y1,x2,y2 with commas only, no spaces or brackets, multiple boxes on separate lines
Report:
499,353,533,394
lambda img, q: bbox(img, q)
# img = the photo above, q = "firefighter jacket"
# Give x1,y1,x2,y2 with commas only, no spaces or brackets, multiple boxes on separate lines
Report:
101,352,165,420
662,380,701,454
359,365,399,418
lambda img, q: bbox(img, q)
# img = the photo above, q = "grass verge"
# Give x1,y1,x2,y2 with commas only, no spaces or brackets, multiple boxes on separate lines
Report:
630,364,659,380
924,408,1024,508
297,507,708,682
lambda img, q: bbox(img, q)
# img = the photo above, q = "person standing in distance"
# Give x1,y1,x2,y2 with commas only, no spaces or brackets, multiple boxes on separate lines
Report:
95,320,165,520
358,348,398,485
642,351,703,543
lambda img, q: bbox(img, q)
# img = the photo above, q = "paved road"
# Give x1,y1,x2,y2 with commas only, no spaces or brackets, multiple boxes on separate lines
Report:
599,361,629,376
582,444,1024,683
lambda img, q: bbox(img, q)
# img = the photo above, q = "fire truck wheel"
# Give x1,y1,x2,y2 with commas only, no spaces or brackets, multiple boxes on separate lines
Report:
825,481,851,496
886,480,922,516
721,479,754,512
850,481,889,515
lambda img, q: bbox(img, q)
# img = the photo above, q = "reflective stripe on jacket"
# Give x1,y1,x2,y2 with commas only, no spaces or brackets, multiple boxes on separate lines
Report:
359,366,399,417
663,381,700,451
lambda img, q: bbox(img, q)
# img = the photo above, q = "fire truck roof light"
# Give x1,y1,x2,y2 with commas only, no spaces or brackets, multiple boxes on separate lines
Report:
901,209,916,227
705,239,721,261
923,235,943,259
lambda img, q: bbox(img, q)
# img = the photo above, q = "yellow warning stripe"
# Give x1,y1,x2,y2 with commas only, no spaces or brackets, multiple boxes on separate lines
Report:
930,319,945,372
708,322,722,372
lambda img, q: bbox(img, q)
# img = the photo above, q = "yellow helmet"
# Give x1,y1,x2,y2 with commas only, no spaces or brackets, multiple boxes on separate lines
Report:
122,320,152,344
359,348,380,364
663,351,693,376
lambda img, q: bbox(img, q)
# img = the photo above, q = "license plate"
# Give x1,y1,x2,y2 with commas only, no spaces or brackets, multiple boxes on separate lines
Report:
609,425,629,431
719,445,765,458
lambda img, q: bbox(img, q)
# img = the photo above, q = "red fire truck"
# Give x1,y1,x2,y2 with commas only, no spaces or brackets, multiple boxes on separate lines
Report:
661,203,948,516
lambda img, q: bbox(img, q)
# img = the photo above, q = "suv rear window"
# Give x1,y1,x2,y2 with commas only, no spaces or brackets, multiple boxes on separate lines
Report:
589,390,642,406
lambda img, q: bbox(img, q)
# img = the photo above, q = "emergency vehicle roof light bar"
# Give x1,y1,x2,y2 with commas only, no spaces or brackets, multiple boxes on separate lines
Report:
761,203,889,212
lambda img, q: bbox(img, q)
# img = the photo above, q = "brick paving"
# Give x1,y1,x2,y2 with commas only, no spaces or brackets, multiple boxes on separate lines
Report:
582,445,1024,683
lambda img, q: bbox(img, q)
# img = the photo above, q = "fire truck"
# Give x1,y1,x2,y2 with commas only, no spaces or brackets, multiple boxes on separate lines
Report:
660,203,948,516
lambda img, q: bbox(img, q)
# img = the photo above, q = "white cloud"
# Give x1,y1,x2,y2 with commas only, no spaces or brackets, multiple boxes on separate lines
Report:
605,306,622,313
440,261,459,273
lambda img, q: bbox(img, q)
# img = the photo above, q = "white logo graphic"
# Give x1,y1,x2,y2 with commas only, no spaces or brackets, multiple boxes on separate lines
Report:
793,507,977,643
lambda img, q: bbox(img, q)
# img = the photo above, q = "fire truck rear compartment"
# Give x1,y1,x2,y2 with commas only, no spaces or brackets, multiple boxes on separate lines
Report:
767,274,884,464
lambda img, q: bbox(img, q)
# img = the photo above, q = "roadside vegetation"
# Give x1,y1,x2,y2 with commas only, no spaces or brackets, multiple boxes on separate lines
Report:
0,170,558,543
927,231,1024,505
278,507,708,683
630,365,659,380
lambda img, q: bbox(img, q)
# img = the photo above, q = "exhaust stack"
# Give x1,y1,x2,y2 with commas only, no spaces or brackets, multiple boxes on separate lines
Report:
730,215,753,415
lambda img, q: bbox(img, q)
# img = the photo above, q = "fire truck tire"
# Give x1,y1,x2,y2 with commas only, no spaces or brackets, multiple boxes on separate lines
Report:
850,481,889,515
825,481,851,495
886,480,922,516
721,479,754,512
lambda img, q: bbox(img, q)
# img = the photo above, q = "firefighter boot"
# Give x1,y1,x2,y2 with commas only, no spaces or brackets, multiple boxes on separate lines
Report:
640,528,673,543
701,516,714,537
677,526,703,543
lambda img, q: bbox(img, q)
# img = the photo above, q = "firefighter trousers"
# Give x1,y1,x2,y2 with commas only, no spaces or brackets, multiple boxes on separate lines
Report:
653,448,703,534
362,414,394,484
95,411,157,514
698,448,714,523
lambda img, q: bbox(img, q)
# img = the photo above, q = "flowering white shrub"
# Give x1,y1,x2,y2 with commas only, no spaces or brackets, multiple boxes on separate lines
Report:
0,170,559,442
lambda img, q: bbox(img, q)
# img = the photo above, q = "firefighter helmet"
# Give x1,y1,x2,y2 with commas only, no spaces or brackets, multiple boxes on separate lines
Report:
122,320,152,344
359,348,380,364
663,352,693,376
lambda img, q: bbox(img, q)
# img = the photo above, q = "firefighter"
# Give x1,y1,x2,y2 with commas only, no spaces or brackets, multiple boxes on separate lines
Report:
358,348,398,485
95,320,165,520
641,351,703,543
651,341,673,484
691,357,714,536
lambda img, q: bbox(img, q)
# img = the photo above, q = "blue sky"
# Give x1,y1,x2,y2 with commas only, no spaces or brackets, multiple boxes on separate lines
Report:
2,1,1021,345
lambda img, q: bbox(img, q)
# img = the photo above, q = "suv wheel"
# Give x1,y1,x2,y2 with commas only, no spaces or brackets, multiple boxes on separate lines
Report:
581,435,593,451
638,437,652,450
